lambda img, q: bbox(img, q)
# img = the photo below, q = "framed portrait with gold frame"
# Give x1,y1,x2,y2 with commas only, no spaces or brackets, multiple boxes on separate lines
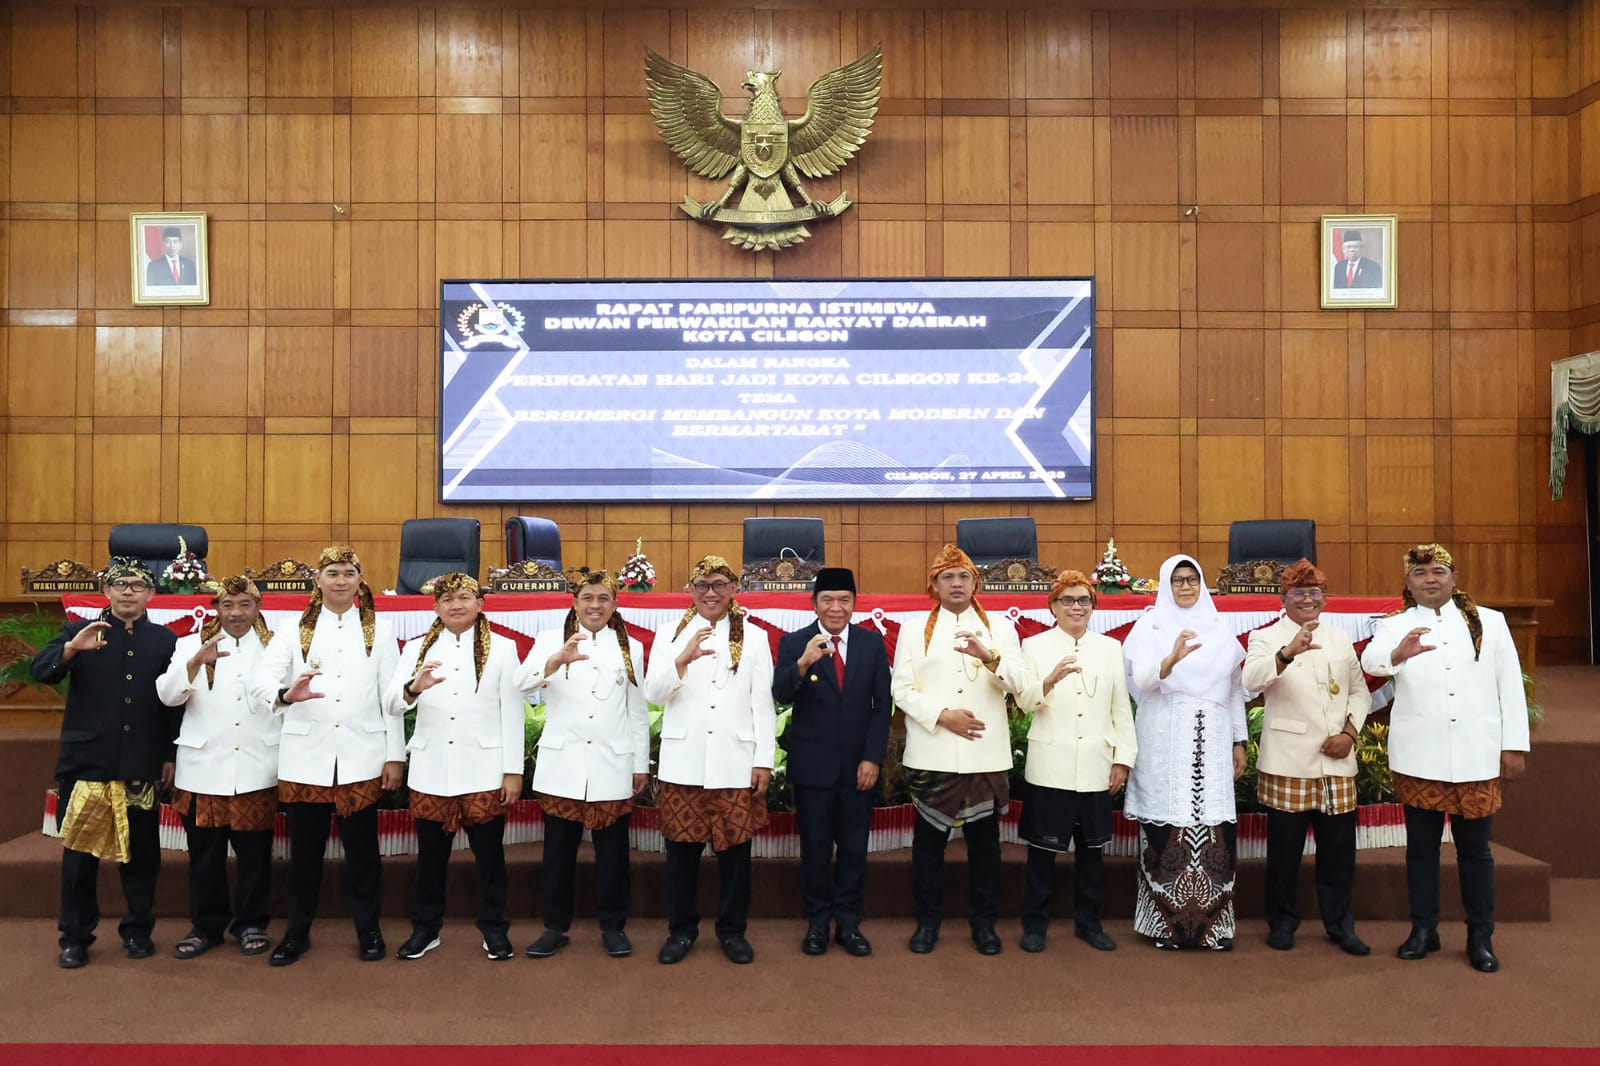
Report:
130,211,210,306
1320,214,1395,310
1318,214,1395,308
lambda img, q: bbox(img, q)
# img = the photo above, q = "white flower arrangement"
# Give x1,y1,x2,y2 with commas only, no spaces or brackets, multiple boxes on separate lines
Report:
161,536,209,593
616,537,656,592
1090,537,1132,594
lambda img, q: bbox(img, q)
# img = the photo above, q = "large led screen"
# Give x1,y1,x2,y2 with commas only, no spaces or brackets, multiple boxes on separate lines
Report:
440,277,1093,502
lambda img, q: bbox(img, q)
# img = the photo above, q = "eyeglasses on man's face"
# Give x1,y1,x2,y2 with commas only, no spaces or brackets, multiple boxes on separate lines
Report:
1169,575,1202,589
691,580,734,594
1285,588,1326,601
1052,595,1093,608
108,580,151,592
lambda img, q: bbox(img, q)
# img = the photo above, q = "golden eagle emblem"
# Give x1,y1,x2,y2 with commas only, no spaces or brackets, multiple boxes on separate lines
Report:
645,45,881,251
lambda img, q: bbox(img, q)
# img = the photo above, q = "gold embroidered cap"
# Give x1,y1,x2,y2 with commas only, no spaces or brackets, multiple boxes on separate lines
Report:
101,557,155,587
926,544,978,598
1403,543,1454,573
423,571,481,599
202,574,262,602
690,555,738,583
565,566,619,596
317,545,362,571
1279,558,1327,595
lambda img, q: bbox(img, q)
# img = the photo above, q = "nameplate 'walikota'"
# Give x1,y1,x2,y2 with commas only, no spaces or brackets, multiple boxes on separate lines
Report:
645,45,881,251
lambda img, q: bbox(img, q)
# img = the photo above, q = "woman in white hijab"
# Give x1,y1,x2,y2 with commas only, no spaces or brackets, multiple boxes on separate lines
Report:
1122,554,1249,949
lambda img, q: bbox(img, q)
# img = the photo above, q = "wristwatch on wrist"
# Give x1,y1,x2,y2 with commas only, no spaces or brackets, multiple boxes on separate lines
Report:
276,686,291,706
1275,648,1294,666
402,679,418,700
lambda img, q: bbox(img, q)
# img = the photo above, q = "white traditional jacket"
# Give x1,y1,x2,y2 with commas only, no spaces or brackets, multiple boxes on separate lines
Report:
891,607,1031,775
1019,627,1136,792
1361,601,1529,782
250,607,403,787
1243,615,1372,780
385,628,524,797
643,611,776,789
518,625,649,802
158,629,281,795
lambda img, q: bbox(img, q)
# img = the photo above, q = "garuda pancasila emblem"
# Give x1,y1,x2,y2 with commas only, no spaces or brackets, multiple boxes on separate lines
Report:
645,45,881,251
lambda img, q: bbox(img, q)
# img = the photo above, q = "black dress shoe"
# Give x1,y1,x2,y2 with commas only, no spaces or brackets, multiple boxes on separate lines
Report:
835,927,872,957
971,926,1002,955
1075,926,1117,952
1396,927,1442,960
357,930,385,962
57,944,88,969
720,935,755,964
481,932,513,961
908,925,939,954
658,934,695,965
1328,931,1371,956
1019,930,1047,953
268,936,309,967
122,936,155,959
525,928,569,958
601,930,633,957
801,925,830,956
1467,932,1500,973
1267,928,1295,951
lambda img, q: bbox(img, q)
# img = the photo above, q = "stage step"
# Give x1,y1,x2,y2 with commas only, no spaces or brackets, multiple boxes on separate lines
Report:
0,830,1550,924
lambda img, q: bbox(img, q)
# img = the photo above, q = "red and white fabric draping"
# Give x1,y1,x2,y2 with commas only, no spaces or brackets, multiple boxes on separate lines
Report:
41,790,1436,860
53,592,1408,856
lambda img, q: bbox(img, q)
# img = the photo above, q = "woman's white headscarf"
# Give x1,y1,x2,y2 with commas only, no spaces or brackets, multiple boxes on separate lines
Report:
1123,554,1242,707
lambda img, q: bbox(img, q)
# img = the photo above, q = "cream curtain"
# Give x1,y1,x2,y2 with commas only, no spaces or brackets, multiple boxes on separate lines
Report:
1550,351,1600,499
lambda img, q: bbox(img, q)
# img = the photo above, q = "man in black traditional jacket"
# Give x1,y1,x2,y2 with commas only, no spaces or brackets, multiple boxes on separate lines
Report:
33,558,179,968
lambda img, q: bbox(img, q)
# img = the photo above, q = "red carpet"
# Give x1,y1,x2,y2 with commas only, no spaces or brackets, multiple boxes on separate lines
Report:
7,1047,1598,1065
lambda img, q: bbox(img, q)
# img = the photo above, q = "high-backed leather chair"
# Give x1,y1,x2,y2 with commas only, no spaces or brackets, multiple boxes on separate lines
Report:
954,516,1037,567
107,523,209,586
742,517,825,566
397,518,481,595
504,516,562,569
1227,519,1317,566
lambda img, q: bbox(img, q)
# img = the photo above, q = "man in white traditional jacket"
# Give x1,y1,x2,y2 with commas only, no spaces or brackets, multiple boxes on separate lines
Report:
643,555,776,966
250,545,402,967
1361,543,1529,973
157,575,281,960
891,544,1033,956
1242,559,1373,956
516,569,649,961
1017,569,1135,954
387,573,524,962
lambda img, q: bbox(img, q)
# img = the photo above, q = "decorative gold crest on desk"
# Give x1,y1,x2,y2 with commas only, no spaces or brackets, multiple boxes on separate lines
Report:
21,559,101,592
488,560,567,593
244,558,316,593
645,45,881,251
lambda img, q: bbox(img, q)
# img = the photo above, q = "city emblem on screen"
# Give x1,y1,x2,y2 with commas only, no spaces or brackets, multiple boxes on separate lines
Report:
644,45,881,252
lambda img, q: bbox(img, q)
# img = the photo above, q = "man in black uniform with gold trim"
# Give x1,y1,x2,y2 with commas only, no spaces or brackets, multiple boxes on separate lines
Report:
33,558,179,969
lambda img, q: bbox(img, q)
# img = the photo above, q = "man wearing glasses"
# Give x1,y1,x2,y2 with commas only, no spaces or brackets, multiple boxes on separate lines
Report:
1242,559,1373,956
33,558,179,968
1016,569,1135,953
643,556,776,965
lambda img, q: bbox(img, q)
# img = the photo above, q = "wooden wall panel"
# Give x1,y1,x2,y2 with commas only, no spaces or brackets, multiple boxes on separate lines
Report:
0,3,1586,659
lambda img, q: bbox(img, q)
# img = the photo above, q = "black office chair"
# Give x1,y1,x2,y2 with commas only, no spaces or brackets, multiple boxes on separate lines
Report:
955,516,1037,567
504,516,562,569
742,517,825,566
397,518,481,595
107,523,209,586
1227,519,1317,566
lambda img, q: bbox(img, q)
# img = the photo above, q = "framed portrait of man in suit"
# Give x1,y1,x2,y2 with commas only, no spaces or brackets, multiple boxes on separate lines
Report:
130,211,210,306
1320,214,1396,309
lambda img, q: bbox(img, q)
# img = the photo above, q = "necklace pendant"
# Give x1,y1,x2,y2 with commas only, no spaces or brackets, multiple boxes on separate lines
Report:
1327,679,1340,696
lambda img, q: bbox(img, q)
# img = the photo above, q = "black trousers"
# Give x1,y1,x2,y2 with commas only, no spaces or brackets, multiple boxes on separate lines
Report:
1404,805,1496,935
1264,807,1357,938
411,815,508,938
56,778,161,949
793,782,871,929
1019,839,1105,935
541,813,632,932
664,838,751,941
911,812,1000,930
182,812,273,941
284,801,381,941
